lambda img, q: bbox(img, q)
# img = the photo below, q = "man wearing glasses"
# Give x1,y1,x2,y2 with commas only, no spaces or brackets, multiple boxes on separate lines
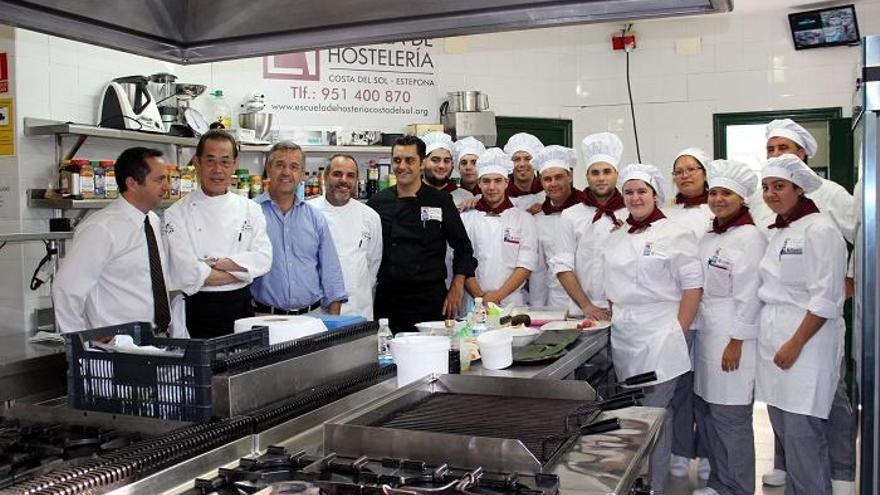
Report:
251,142,347,317
164,130,273,338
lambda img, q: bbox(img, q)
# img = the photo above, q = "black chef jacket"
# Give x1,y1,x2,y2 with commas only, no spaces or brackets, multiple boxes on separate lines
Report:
368,184,476,333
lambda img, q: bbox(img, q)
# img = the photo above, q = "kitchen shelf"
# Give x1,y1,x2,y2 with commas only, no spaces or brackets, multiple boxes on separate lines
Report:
0,232,74,242
28,195,178,210
25,118,391,154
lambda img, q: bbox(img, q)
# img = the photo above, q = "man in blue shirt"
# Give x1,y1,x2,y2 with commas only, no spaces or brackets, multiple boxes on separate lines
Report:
251,141,347,315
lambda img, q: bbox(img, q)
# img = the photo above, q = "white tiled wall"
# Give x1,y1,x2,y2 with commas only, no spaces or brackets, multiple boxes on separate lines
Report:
2,2,878,334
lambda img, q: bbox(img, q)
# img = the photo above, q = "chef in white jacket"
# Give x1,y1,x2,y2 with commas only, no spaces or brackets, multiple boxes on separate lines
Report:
308,154,383,319
693,160,767,495
666,147,714,480
461,148,538,307
602,163,703,495
453,136,486,196
552,132,625,320
759,119,856,494
163,130,273,338
422,131,474,206
503,133,545,213
756,154,847,495
528,145,583,307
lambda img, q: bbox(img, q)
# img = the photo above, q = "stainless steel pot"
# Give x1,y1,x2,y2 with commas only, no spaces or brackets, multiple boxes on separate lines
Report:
447,91,489,112
239,112,273,139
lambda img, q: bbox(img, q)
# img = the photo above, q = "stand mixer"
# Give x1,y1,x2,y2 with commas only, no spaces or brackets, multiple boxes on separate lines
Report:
148,73,208,136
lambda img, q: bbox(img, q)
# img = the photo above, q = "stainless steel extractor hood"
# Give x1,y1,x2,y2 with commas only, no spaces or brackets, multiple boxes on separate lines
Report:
0,0,732,64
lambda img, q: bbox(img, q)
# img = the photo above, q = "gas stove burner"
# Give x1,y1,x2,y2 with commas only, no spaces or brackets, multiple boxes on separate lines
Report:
185,447,559,495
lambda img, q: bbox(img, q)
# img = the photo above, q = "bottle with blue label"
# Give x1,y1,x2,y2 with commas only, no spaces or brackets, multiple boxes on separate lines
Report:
471,297,488,337
377,318,394,365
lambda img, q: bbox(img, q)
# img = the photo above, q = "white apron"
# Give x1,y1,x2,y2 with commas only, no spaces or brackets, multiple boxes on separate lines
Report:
612,301,691,385
695,299,758,405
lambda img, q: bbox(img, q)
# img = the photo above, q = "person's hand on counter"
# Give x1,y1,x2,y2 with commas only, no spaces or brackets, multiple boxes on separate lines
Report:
581,303,611,322
444,275,466,318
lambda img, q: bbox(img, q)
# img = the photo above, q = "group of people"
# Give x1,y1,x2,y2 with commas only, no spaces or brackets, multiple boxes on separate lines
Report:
52,117,855,495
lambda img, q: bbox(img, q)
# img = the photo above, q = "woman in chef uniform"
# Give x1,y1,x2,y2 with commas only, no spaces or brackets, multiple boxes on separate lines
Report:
693,160,766,495
666,147,714,480
756,153,846,494
602,164,702,495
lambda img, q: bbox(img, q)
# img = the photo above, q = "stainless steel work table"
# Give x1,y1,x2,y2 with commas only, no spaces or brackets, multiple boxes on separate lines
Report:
0,333,66,403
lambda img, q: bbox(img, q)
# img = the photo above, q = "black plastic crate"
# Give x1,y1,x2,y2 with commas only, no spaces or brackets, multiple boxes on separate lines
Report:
65,322,269,422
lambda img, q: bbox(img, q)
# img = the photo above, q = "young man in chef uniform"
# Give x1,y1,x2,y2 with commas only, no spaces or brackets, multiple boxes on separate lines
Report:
163,131,272,338
527,145,583,307
601,163,703,495
460,148,537,307
759,119,856,495
421,131,474,207
503,133,545,214
453,136,486,196
756,154,847,494
552,132,626,320
308,154,382,319
692,160,767,495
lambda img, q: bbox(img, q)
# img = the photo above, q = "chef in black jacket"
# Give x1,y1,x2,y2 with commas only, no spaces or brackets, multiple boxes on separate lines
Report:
368,135,477,334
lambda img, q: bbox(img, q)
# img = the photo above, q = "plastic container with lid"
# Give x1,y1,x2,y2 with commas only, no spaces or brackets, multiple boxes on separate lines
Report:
102,160,118,199
208,89,233,129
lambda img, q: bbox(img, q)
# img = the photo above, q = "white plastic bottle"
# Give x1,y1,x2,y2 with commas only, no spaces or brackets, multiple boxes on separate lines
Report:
208,89,232,129
472,297,488,337
377,318,394,365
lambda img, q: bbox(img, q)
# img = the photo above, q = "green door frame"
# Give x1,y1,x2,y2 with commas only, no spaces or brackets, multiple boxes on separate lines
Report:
495,116,573,148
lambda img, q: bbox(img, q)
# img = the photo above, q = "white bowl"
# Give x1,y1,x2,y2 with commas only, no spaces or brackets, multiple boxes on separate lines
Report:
415,321,464,335
505,326,541,347
477,330,513,370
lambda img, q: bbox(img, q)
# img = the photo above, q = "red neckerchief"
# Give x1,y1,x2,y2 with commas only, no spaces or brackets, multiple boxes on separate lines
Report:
768,196,821,229
541,189,585,215
710,206,755,234
626,206,666,233
506,176,543,197
475,197,515,216
675,191,708,207
461,183,481,195
583,188,625,224
440,181,458,193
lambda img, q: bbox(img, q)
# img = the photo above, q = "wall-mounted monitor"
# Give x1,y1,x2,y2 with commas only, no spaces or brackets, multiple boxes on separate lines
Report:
789,4,860,50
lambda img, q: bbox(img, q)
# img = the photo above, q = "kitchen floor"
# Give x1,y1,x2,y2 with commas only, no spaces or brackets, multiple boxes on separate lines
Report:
666,401,785,495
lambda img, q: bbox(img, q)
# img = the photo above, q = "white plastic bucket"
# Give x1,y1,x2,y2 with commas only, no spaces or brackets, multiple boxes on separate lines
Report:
390,336,450,387
477,330,513,370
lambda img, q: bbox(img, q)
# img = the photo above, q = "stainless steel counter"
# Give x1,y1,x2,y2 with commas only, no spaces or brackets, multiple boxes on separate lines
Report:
0,333,66,403
465,328,609,380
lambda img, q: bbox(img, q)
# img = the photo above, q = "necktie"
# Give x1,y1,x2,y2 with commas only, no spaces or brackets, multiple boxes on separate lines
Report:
144,216,171,334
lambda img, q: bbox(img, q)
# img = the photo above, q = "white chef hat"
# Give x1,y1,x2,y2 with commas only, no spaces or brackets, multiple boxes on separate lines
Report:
618,163,668,204
674,147,711,170
477,148,513,178
503,133,544,160
762,153,823,193
707,159,758,200
421,131,454,155
581,132,623,170
534,145,576,174
452,136,486,163
765,119,817,157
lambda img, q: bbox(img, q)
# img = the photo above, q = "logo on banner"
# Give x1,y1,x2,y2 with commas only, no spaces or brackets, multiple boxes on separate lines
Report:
0,53,8,94
263,52,320,81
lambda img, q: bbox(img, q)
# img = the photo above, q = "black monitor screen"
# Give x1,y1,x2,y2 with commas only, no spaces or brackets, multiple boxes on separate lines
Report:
789,4,860,50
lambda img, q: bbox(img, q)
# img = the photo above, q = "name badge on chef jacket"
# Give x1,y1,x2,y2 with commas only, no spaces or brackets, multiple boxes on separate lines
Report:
642,242,655,257
708,252,732,271
779,238,804,258
420,207,443,222
503,227,521,245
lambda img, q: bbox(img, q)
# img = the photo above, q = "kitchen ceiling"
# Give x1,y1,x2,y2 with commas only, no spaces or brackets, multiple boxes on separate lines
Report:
0,0,733,64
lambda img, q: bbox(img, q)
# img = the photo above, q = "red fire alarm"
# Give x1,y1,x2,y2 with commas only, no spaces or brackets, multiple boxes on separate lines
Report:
612,33,637,51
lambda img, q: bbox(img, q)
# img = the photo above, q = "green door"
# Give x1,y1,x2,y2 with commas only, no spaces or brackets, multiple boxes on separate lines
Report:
495,116,573,148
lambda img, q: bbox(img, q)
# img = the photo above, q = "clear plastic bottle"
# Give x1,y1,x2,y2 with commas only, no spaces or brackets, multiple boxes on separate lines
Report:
377,318,394,365
208,89,233,129
472,297,488,337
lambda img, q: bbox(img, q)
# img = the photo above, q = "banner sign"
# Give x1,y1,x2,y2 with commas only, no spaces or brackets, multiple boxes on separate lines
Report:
262,40,439,132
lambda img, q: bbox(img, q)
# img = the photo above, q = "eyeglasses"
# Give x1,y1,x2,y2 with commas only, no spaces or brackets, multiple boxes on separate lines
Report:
200,157,235,167
672,166,703,177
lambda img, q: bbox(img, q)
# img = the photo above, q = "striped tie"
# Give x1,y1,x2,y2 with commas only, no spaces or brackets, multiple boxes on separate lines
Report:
144,216,171,334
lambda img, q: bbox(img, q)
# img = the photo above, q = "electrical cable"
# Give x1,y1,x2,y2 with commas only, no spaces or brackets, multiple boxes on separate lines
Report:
29,240,57,291
622,25,642,163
